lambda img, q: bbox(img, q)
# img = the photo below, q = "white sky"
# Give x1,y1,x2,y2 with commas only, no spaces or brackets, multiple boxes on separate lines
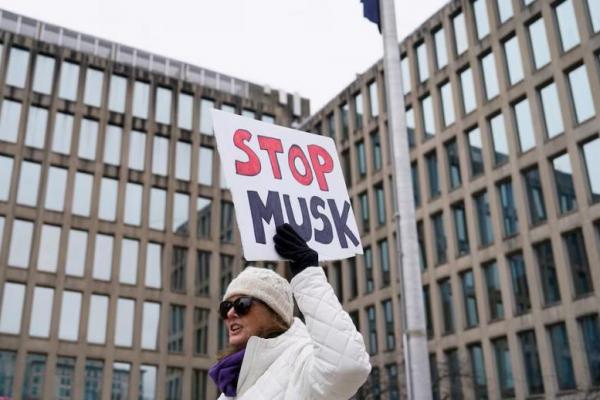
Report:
0,0,447,112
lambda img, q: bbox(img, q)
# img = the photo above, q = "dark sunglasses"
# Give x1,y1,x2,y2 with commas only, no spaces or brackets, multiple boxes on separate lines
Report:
219,296,262,319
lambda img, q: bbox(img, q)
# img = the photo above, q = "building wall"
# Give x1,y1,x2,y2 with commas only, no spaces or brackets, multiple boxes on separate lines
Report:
0,14,308,399
305,0,600,398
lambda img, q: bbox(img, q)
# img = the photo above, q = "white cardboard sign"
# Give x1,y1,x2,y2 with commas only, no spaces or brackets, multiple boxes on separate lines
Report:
211,109,363,261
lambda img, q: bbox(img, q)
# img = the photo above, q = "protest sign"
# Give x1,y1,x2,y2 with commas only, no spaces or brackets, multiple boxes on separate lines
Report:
212,109,363,261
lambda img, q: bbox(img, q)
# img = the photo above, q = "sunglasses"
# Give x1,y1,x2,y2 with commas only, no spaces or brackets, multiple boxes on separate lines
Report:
219,296,262,319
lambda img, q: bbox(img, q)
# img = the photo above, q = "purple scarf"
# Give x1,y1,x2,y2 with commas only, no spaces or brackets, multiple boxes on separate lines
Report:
209,349,246,397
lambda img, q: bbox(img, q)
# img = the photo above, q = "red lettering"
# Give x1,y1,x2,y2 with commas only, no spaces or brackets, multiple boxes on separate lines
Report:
258,136,284,179
307,144,334,191
234,129,261,176
288,145,313,186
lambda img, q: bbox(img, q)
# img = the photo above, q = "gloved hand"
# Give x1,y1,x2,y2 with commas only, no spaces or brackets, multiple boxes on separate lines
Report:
273,223,318,276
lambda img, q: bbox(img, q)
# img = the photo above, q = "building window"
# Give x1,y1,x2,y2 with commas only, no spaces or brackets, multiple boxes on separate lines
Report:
423,286,434,338
133,81,150,119
445,140,461,190
8,219,34,269
6,47,29,88
385,363,400,400
155,86,172,124
45,166,67,212
426,151,440,198
548,323,576,390
588,0,600,33
353,92,363,130
375,185,386,226
24,106,48,149
518,330,545,395
503,35,524,85
152,135,169,176
149,187,166,231
103,124,122,166
199,98,215,135
355,140,367,178
0,99,22,144
461,270,479,328
198,146,214,186
168,305,185,353
220,201,235,242
523,166,547,225
112,363,131,399
551,153,577,214
98,177,118,222
382,299,395,350
421,95,435,139
83,68,104,107
171,246,187,293
175,141,192,181
582,138,600,202
336,103,348,140
368,81,379,118
439,278,454,334
32,54,55,95
452,202,470,256
416,42,429,83
22,354,47,399
453,12,469,55
124,182,143,226
52,112,74,155
37,224,60,273
459,67,476,114
378,239,390,287
220,255,234,297
359,191,370,233
348,258,359,299
473,0,490,39
539,82,564,139
177,92,193,130
568,65,596,124
430,353,440,400
115,298,135,347
194,308,210,355
468,343,488,398
0,155,12,202
371,130,382,171
108,74,127,113
173,192,190,235
562,229,593,296
366,305,378,355
16,160,41,207
0,282,25,334
480,52,499,100
467,127,484,177
497,0,513,23
411,162,421,207
401,56,411,94
59,61,80,101
128,130,146,171
364,247,374,294
445,348,462,398
85,360,104,400
326,112,335,138
92,234,113,281
141,302,160,350
432,213,447,265
439,81,455,127
145,243,162,289
513,98,535,152
87,295,109,344
497,180,519,236
492,337,515,397
139,365,157,399
65,229,87,277
555,0,580,52
434,27,448,69
474,191,494,247
578,315,600,386
417,221,427,271
534,240,561,305
29,286,54,338
527,19,551,72
507,252,531,315
484,260,504,320
195,251,211,296
192,369,208,400
78,118,98,161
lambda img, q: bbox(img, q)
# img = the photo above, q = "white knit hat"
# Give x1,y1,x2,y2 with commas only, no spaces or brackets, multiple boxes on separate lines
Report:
223,266,294,326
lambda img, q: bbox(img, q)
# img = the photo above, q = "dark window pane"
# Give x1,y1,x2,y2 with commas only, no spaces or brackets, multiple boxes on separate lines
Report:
168,305,185,353
426,151,440,198
484,261,504,320
439,278,454,334
378,239,390,287
432,213,447,265
411,162,421,207
474,191,494,246
0,351,16,397
194,308,209,355
366,305,378,355
461,270,479,328
357,141,367,177
518,330,545,395
548,323,576,390
468,343,488,399
578,315,600,386
195,251,211,296
497,180,519,236
171,247,187,293
445,348,462,399
523,167,547,225
534,240,561,304
364,247,374,294
382,299,395,350
84,359,104,399
563,229,593,296
445,140,462,189
492,337,515,397
22,354,47,399
551,153,577,214
452,202,470,256
507,252,531,315
220,201,235,243
423,286,434,338
371,130,382,171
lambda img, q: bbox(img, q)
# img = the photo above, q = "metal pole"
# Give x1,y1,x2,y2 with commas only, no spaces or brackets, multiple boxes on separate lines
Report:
379,1,432,398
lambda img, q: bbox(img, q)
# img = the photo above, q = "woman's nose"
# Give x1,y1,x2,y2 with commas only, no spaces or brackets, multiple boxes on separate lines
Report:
226,306,238,319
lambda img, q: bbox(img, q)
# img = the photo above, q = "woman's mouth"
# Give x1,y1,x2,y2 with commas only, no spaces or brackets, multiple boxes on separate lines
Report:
229,323,242,335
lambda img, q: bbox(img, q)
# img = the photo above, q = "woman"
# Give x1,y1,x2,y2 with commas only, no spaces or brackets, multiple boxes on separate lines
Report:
209,223,371,399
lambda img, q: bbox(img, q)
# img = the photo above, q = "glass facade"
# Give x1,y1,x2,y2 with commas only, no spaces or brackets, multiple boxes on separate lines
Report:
555,0,580,52
480,52,499,100
551,153,576,214
534,240,561,305
548,323,576,390
528,18,550,70
484,261,504,320
568,65,595,124
461,270,479,328
513,98,535,152
539,82,564,138
518,330,544,395
507,252,531,315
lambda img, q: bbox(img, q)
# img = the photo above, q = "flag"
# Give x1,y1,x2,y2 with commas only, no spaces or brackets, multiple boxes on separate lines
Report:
361,0,381,31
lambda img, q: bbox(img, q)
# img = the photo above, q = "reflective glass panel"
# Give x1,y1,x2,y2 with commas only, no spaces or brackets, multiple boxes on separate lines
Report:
58,62,80,101
453,12,469,55
166,367,183,400
498,180,519,236
149,187,166,231
85,359,104,399
112,363,130,398
98,177,118,221
22,354,46,399
52,112,74,155
173,192,190,234
155,87,172,124
369,81,379,118
551,153,576,213
128,130,146,171
524,167,547,225
0,282,25,334
556,0,580,52
445,140,461,189
568,65,595,124
497,0,513,23
490,113,509,165
474,191,494,246
440,81,455,126
588,0,600,33
481,52,499,100
168,305,185,353
92,233,113,281
152,135,169,176
434,28,448,69
528,18,550,69
124,182,143,226
108,74,127,113
534,240,560,303
133,81,150,119
539,82,564,138
461,270,479,328
508,253,531,314
578,315,600,385
176,141,191,181
484,261,504,319
563,229,593,296
25,106,48,149
504,36,524,85
200,98,215,134
0,99,22,143
140,365,157,399
65,229,87,277
473,0,490,39
6,47,29,88
87,295,108,344
32,54,55,94
103,125,122,166
421,95,435,138
0,155,13,201
416,42,429,83
141,302,160,350
401,56,411,94
467,127,484,176
58,291,81,341
582,138,600,202
514,98,536,152
452,202,470,256
197,197,212,239
16,160,41,206
115,298,135,347
37,224,61,273
119,238,139,285
145,243,162,289
439,278,454,333
460,68,476,114
29,286,54,337
0,350,16,396
8,219,34,268
548,323,576,390
178,93,193,130
492,338,515,397
432,213,446,264
198,146,213,185
84,68,104,107
78,118,98,161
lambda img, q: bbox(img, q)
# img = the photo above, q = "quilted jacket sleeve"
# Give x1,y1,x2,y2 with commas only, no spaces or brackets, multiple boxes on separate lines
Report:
290,266,371,399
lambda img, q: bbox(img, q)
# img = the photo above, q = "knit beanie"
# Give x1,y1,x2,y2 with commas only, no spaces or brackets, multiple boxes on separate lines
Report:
223,266,294,326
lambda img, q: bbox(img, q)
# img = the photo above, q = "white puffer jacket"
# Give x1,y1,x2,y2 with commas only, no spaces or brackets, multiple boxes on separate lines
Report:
217,266,371,400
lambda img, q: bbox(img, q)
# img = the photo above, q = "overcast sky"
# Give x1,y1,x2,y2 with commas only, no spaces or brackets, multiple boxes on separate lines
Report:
0,0,447,112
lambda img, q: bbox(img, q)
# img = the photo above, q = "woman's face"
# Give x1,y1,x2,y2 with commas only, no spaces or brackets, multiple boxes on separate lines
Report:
223,296,275,348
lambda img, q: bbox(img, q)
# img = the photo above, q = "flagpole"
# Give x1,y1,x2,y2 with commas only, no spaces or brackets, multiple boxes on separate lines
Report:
379,0,432,398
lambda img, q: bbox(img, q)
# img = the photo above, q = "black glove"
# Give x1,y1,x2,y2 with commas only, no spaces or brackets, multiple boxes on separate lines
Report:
273,223,318,276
